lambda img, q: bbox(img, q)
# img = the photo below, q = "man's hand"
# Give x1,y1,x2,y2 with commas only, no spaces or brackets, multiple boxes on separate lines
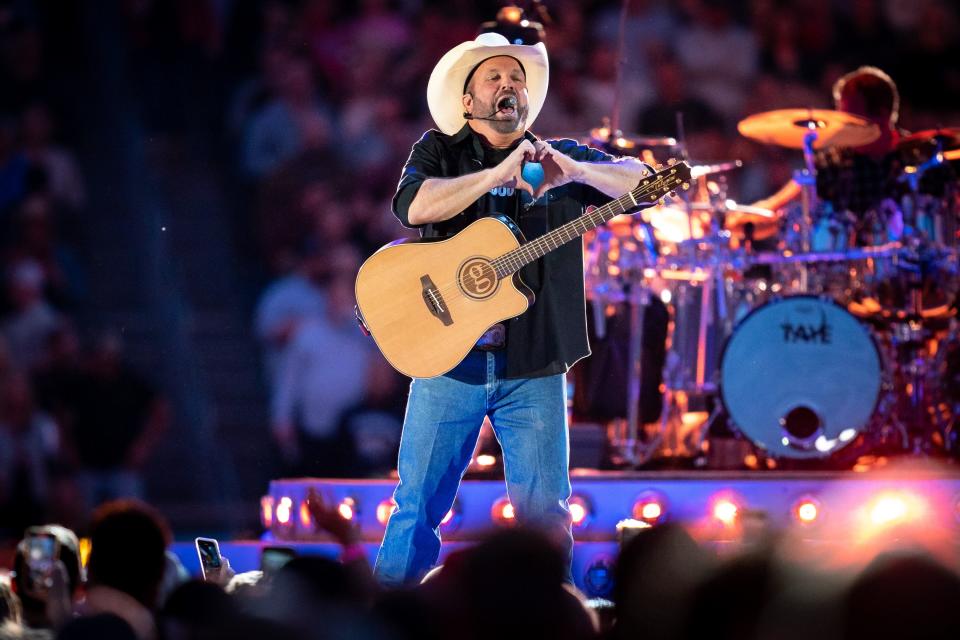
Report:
530,141,583,199
204,557,236,587
306,487,360,546
489,139,537,197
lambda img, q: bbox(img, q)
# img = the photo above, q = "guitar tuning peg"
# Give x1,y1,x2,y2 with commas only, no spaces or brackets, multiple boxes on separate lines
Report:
667,158,676,166
682,182,690,190
655,163,663,171
669,191,677,198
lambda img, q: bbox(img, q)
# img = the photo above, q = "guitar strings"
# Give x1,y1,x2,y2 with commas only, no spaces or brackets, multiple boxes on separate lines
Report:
430,173,675,302
368,171,680,322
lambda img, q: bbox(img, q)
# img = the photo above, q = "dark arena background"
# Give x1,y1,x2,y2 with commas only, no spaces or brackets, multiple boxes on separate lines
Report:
1,1,960,638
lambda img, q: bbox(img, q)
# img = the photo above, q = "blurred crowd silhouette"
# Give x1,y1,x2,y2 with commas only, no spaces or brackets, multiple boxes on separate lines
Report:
1,495,959,639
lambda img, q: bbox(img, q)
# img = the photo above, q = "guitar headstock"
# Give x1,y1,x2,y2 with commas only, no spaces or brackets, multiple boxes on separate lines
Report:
632,159,692,206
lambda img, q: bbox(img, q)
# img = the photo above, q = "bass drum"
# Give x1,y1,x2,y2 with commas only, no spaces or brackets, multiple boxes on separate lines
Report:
720,296,882,459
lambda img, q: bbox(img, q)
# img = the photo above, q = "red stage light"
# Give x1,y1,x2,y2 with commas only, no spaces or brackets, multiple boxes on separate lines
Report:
569,494,593,528
376,498,396,526
260,496,274,529
712,498,739,525
299,500,312,528
632,491,668,525
793,496,821,525
491,496,515,526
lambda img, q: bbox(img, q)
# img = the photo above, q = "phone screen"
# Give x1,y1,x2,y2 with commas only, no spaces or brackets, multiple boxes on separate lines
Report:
195,537,222,578
260,546,295,575
24,533,59,595
27,534,57,562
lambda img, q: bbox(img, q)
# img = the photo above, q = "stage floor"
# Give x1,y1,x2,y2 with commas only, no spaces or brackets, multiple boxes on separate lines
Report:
168,462,960,594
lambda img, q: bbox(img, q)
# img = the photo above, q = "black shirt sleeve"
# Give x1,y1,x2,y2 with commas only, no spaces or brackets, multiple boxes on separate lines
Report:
391,130,444,229
548,138,650,209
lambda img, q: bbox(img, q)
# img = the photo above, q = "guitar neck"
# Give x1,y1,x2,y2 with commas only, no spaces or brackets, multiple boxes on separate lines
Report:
492,166,685,277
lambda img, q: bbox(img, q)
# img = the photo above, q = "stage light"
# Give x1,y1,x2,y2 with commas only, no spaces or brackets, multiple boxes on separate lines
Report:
260,496,274,529
793,496,821,525
338,497,357,521
476,454,497,467
632,491,668,525
569,494,593,528
276,496,293,526
497,5,523,24
870,493,908,526
712,497,739,525
481,4,544,45
376,498,396,526
299,499,312,528
337,496,359,520
491,496,515,526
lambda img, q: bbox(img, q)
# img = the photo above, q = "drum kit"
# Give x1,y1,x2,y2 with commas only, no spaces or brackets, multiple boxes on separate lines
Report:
574,112,960,468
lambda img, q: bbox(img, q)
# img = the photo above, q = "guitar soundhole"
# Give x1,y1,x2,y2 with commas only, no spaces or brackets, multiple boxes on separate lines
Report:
458,258,499,300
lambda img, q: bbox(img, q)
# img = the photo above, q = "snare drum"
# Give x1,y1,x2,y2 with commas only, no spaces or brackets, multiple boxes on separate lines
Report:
719,295,882,459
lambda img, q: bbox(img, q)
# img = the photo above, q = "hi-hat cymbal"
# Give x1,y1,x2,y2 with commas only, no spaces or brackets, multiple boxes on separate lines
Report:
643,201,779,243
737,108,880,150
589,126,678,151
690,159,743,178
897,127,960,157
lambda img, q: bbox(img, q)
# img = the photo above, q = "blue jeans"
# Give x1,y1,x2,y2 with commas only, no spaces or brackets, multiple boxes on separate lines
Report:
374,349,573,586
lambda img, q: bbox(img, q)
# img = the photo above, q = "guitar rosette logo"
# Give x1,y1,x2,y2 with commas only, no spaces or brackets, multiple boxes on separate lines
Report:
459,258,499,299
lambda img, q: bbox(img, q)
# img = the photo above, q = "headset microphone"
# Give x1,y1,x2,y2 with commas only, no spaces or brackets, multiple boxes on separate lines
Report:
463,95,519,121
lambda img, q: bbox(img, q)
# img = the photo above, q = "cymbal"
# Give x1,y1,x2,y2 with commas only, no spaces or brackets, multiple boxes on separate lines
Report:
717,202,779,241
897,127,960,157
737,108,880,150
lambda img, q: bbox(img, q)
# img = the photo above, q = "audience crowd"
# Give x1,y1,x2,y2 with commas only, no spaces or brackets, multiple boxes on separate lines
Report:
1,496,959,639
0,3,170,539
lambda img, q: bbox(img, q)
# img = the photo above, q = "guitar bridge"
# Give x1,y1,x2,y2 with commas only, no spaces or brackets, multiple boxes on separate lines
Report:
421,275,453,326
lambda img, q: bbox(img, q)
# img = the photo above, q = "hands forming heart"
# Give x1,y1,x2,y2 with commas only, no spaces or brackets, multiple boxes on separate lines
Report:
527,141,582,200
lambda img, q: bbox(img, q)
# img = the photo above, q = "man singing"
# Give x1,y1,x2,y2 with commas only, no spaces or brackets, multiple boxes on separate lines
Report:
374,32,649,585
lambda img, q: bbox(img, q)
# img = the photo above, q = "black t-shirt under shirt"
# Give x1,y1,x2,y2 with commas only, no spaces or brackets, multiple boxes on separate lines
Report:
392,125,619,379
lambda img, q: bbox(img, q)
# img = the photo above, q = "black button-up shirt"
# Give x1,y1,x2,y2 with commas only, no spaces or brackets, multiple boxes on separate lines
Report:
391,124,615,379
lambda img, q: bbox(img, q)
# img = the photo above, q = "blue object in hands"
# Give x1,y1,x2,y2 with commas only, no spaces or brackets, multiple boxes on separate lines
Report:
521,162,545,192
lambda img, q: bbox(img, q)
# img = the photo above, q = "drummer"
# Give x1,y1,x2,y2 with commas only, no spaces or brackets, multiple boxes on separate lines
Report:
753,66,904,233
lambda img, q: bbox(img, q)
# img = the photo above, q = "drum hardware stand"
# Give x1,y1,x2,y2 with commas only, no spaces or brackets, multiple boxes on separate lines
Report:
899,147,945,244
622,282,653,466
793,124,822,291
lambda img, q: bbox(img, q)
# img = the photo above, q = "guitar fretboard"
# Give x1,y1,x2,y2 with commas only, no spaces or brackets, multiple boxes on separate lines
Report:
491,166,686,277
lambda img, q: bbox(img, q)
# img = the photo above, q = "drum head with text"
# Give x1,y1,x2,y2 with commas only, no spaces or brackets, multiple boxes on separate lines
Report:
720,296,881,459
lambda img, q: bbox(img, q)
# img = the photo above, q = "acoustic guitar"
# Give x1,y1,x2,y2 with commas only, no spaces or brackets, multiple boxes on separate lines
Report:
355,161,691,378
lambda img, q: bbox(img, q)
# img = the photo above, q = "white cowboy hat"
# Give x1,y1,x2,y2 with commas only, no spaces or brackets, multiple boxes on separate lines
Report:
427,32,549,136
